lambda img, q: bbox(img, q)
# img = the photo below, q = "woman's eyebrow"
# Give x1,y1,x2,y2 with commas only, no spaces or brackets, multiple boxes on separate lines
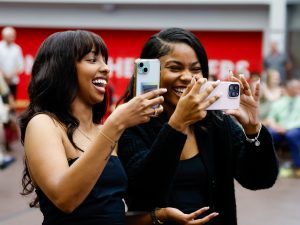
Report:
191,62,201,66
165,60,182,66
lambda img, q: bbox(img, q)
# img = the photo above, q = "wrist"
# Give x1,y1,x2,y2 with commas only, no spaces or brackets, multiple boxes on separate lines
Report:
102,117,125,140
105,115,125,134
242,123,262,146
150,208,165,224
168,116,187,134
243,122,261,135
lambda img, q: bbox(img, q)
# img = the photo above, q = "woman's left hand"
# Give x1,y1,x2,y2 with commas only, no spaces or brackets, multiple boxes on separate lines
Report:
225,73,261,134
159,207,218,225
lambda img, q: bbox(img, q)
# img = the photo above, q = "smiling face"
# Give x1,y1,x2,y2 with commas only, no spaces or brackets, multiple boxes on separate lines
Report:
160,43,203,114
76,50,110,105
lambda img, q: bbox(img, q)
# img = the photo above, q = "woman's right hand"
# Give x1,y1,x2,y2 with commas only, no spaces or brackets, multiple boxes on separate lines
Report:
157,207,218,225
108,88,167,130
169,78,220,133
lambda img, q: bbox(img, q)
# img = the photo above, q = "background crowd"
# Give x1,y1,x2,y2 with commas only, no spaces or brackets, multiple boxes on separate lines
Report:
0,26,22,169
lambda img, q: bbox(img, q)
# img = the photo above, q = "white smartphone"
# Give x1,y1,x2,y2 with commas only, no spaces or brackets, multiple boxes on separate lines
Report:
133,58,160,97
200,81,240,110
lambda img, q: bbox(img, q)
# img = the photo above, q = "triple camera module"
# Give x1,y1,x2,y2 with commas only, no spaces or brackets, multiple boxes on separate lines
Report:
228,84,240,97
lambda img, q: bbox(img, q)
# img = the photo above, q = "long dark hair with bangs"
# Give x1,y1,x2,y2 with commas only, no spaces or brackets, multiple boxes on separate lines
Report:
119,27,209,103
19,30,108,207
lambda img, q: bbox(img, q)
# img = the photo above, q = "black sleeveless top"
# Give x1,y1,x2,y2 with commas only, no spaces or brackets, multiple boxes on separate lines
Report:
167,154,208,218
36,156,128,225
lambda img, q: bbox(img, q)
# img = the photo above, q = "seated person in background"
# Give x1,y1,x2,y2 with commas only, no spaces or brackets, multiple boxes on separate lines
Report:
259,69,284,121
265,79,300,177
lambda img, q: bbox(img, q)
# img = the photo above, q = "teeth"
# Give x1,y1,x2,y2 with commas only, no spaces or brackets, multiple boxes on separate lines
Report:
92,79,107,85
174,88,186,93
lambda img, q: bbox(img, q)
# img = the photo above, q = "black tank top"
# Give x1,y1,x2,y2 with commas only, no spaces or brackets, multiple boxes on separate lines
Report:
168,154,208,215
36,156,128,225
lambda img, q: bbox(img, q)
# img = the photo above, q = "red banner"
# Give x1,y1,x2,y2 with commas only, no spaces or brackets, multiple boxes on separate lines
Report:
1,27,262,109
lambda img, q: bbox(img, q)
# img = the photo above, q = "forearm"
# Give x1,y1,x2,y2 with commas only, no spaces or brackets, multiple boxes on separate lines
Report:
54,119,125,208
120,124,186,209
125,212,152,225
27,115,126,213
125,208,166,225
132,124,185,183
235,125,279,189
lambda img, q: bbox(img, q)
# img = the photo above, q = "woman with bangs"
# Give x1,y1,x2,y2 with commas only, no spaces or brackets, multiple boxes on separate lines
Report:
18,30,167,225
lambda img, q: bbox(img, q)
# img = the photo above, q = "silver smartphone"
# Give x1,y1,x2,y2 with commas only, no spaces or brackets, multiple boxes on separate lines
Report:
133,58,160,96
200,81,240,110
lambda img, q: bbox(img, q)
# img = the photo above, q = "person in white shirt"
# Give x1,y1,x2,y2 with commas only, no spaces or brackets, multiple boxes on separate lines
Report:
0,26,24,98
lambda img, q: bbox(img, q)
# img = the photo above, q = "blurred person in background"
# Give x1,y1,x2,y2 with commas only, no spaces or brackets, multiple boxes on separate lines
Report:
0,71,15,169
19,30,217,225
118,27,278,225
0,26,22,151
0,26,24,98
264,79,300,177
259,69,284,122
264,41,292,84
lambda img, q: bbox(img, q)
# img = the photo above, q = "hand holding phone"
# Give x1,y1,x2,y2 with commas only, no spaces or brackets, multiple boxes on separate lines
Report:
200,81,240,110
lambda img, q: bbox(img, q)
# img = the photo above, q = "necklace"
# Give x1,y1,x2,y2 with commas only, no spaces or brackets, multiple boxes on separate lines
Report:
77,128,93,142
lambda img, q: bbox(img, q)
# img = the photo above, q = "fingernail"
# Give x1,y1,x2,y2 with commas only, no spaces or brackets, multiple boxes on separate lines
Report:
191,77,196,84
204,206,209,210
215,80,220,84
161,88,167,92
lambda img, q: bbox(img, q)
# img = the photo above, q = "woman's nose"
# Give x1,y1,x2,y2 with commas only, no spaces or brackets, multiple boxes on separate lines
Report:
180,72,193,82
99,63,110,76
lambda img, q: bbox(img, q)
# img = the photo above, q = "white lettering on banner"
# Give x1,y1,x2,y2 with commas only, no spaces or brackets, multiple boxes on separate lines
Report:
24,55,34,75
209,59,250,80
219,60,234,80
209,60,219,76
21,55,250,80
108,57,135,79
124,57,135,78
236,60,250,77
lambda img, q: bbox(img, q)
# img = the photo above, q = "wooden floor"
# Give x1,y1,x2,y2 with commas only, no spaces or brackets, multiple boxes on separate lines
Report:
1,141,299,225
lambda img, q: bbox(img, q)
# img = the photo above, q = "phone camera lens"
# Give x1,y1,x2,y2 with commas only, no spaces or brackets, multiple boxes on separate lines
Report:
139,62,144,67
143,67,148,73
229,84,239,97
